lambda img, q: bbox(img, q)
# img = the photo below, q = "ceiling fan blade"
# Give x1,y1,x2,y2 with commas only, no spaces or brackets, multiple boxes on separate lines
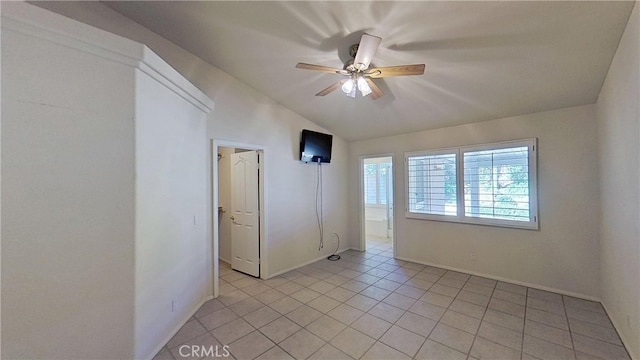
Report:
315,80,343,96
366,64,425,78
353,33,382,70
365,78,384,100
296,62,349,75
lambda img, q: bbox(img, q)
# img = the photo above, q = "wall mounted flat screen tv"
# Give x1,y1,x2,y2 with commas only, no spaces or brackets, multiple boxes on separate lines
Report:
300,129,333,163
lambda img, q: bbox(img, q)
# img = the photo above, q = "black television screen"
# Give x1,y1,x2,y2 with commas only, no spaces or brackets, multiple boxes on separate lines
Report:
300,129,333,163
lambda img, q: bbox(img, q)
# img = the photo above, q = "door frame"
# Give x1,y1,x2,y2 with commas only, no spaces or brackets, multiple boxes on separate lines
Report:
359,154,396,256
212,140,267,297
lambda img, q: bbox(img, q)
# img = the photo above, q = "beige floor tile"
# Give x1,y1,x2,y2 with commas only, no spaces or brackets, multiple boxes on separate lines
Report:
285,304,322,327
566,306,613,328
275,282,303,295
360,285,392,300
228,331,275,360
289,288,321,304
470,337,521,360
307,294,341,313
572,333,630,360
436,277,467,289
306,315,347,341
462,282,494,297
527,288,563,304
420,290,453,308
242,283,271,297
308,280,336,294
383,292,416,310
345,293,379,312
456,289,490,307
523,335,576,360
492,289,527,306
569,317,622,345
254,346,294,360
408,300,447,321
527,296,565,316
211,318,255,345
259,316,301,343
526,307,569,330
374,278,403,292
448,299,486,319
279,329,325,359
428,323,475,354
328,303,365,325
495,281,527,295
166,319,208,348
253,288,286,305
440,309,481,334
228,297,264,317
477,321,523,351
380,325,426,357
415,339,466,360
362,341,411,360
395,311,438,338
564,296,605,314
194,299,226,318
351,313,393,339
369,301,406,323
330,327,376,359
243,306,281,329
429,283,462,298
199,307,238,330
308,344,352,360
341,279,370,292
268,296,303,315
394,284,426,299
405,277,435,290
483,309,524,332
525,319,573,349
488,297,525,317
169,333,222,360
326,286,357,302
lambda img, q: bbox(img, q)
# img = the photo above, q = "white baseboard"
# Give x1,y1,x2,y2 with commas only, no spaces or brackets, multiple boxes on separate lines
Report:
395,256,601,302
145,294,214,360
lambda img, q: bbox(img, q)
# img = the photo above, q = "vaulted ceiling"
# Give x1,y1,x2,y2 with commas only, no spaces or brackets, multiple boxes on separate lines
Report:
103,1,634,141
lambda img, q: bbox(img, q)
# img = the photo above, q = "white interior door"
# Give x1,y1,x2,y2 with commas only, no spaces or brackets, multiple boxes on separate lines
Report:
230,150,260,277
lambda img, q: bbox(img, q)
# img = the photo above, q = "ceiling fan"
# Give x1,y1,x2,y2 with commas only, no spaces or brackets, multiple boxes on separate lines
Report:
296,33,425,100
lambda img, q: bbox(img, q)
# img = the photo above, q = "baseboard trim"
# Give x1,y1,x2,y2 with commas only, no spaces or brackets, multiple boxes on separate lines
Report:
266,247,352,279
395,256,601,302
144,294,214,360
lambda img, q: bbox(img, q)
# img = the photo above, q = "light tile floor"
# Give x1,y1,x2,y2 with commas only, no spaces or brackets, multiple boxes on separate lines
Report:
155,239,630,360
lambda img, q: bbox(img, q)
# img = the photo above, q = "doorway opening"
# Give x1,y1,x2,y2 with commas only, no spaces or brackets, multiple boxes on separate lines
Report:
361,156,394,255
212,141,266,297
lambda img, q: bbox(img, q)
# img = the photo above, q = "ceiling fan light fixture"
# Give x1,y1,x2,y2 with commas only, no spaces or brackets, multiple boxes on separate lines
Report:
341,78,355,94
357,76,372,96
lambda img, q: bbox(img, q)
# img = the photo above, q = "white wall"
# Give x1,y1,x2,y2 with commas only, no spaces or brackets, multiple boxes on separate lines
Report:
1,13,136,359
30,1,351,277
350,105,601,299
134,70,211,359
596,3,639,358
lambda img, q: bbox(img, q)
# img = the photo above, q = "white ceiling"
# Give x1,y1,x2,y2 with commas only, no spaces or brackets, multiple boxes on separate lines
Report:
104,1,634,141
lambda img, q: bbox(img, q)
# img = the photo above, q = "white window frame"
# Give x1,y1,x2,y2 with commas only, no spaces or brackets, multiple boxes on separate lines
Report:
405,139,538,230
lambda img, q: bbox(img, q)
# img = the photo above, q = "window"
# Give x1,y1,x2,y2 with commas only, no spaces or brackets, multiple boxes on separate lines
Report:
406,151,457,216
405,139,538,229
364,161,392,205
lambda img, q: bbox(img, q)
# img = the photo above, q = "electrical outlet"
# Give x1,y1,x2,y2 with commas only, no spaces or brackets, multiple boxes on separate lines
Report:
171,300,176,313
470,252,477,261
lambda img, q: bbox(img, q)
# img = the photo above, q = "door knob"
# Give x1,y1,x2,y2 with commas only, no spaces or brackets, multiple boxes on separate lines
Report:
230,216,235,220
